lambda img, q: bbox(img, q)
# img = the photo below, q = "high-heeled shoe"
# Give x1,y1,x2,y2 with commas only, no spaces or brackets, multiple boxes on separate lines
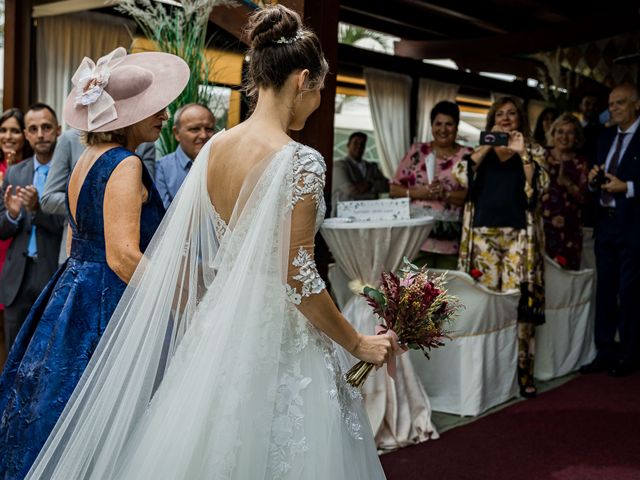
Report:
519,385,537,398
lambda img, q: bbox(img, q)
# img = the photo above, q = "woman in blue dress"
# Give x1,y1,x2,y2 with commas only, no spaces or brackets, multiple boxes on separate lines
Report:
0,47,188,479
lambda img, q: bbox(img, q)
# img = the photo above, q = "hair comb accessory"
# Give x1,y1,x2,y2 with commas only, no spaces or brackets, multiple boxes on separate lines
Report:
274,30,304,44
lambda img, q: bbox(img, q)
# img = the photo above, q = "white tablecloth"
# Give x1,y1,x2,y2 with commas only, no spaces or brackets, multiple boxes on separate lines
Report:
320,216,439,449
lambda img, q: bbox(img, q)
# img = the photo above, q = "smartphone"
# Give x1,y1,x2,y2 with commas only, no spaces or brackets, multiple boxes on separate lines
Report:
479,131,509,147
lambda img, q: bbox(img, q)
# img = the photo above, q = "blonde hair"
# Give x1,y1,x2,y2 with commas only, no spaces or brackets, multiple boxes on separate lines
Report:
81,128,128,146
546,113,585,149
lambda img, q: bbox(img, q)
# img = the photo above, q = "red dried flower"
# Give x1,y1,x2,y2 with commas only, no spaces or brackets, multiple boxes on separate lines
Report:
555,255,568,267
470,268,483,279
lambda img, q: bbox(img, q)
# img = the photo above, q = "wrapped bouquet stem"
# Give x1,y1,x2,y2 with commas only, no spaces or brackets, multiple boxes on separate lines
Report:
346,258,461,388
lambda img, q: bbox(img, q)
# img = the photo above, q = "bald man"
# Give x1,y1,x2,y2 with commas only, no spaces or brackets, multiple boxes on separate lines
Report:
155,103,216,208
582,83,640,377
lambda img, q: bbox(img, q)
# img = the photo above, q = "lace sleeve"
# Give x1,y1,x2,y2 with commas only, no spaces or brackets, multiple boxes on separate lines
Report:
285,147,327,305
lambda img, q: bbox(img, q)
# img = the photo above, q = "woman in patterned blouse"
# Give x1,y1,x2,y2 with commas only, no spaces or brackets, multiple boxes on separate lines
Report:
542,113,589,270
389,101,471,269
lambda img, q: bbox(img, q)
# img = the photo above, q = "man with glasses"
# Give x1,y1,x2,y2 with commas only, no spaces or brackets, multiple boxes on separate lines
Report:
155,103,216,208
0,103,64,348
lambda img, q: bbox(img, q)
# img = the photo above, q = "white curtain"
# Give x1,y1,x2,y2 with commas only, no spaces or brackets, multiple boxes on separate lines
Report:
36,12,134,126
363,68,411,178
416,79,459,143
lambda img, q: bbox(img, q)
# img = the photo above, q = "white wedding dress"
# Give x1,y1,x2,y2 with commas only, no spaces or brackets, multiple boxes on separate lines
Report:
27,138,386,479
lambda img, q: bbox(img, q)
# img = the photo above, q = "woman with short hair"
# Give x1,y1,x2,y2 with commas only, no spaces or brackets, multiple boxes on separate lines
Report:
0,47,188,479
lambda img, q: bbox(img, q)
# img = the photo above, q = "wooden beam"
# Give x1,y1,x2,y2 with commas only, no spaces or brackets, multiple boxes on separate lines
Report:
338,44,541,100
3,0,33,111
280,0,340,171
208,3,255,45
395,7,640,59
340,0,507,40
340,6,447,40
454,55,543,80
280,0,340,280
397,0,507,34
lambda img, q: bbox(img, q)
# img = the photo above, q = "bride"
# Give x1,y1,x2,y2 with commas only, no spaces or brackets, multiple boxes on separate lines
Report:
27,5,395,479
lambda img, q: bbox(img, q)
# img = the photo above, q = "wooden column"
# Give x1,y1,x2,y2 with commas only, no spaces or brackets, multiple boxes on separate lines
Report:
281,0,340,281
281,0,339,185
3,0,34,110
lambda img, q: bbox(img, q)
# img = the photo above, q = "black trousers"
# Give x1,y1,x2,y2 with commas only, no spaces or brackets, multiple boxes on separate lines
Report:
3,258,48,350
594,210,640,364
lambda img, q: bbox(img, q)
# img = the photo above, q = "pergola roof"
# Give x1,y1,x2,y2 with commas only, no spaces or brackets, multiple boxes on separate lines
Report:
341,0,640,88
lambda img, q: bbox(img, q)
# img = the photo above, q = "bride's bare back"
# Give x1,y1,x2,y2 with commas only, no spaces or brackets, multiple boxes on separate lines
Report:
206,123,292,223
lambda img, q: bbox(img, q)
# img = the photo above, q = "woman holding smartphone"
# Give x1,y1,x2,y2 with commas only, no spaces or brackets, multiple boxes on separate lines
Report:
453,96,549,398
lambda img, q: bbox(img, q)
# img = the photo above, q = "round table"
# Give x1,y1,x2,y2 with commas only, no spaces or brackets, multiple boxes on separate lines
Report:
320,216,439,450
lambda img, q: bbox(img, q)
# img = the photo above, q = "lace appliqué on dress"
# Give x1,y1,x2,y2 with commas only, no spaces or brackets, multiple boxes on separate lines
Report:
313,334,364,440
289,149,326,209
270,363,311,478
212,207,228,242
286,247,326,304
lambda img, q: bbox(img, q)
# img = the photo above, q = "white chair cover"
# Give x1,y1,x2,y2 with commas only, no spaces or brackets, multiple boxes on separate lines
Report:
534,256,597,380
409,269,520,416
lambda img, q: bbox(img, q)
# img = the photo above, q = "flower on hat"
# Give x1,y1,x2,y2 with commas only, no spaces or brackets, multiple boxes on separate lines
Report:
70,47,127,131
75,68,111,106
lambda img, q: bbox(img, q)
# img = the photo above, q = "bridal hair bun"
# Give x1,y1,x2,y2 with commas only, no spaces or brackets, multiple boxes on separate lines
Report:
247,4,302,50
244,4,329,102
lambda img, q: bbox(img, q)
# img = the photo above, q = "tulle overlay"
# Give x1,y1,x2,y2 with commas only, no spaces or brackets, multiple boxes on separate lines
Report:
27,138,386,479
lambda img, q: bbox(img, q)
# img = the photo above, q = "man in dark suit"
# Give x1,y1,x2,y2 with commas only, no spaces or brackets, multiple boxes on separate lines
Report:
581,83,640,377
0,103,64,349
331,131,389,215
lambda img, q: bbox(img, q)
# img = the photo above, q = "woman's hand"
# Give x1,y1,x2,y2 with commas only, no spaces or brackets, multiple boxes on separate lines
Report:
507,131,525,155
425,179,444,200
350,333,396,366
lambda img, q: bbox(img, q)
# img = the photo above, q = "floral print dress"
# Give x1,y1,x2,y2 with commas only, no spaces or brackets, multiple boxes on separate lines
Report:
391,142,471,254
541,151,589,270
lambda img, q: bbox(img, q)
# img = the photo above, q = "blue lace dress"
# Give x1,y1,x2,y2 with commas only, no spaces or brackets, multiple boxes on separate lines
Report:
0,147,165,479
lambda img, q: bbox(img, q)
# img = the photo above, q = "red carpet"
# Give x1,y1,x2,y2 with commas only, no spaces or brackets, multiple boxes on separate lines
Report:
381,372,640,480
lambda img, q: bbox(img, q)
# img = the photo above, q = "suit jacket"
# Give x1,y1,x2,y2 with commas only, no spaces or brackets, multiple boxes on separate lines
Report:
595,125,640,246
331,155,389,214
40,129,156,263
0,158,65,305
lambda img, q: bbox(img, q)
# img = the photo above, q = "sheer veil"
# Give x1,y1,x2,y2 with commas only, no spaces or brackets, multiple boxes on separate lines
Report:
27,136,307,479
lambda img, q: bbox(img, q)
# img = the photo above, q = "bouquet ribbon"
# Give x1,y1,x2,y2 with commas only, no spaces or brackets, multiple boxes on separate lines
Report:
375,326,408,378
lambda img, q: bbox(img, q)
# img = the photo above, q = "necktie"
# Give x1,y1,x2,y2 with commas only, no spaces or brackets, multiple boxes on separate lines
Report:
27,164,50,257
601,132,627,205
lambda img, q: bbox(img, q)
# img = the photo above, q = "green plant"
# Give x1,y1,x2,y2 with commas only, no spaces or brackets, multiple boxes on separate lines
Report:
117,0,232,156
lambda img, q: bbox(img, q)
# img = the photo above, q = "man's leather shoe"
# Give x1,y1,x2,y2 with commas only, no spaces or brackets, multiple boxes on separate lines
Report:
608,360,637,378
580,357,609,374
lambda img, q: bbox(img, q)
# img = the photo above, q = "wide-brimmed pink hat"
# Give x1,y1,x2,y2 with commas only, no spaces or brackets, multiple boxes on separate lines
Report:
63,47,189,132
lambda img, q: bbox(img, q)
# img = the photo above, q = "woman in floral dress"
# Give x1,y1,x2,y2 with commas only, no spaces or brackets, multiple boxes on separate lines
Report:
541,113,589,270
390,101,471,269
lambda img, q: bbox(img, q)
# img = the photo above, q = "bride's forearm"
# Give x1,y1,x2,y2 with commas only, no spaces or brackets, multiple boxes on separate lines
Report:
295,290,360,353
